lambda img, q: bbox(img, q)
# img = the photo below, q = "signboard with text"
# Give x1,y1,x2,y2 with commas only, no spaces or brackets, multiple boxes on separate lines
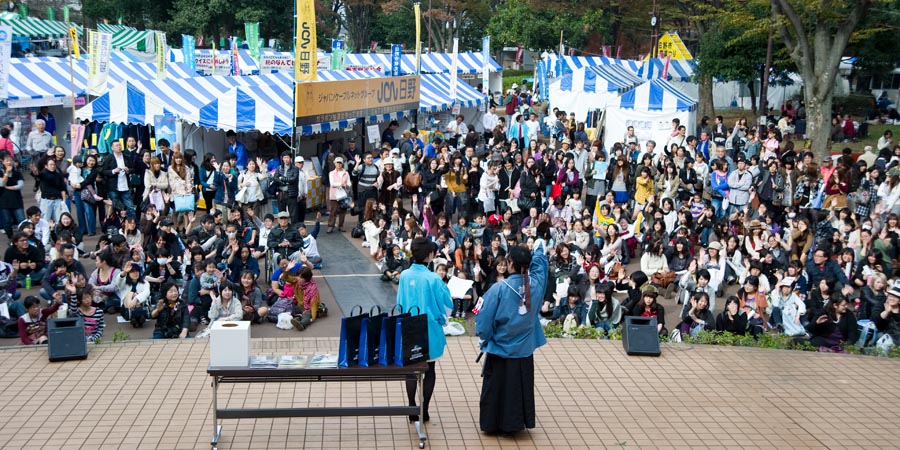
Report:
295,75,420,126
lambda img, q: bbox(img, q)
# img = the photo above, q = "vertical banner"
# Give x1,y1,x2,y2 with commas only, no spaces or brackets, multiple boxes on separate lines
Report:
449,38,459,100
245,23,260,64
390,44,402,76
155,31,167,80
0,26,10,100
414,2,421,74
212,42,217,74
69,26,79,59
91,31,112,95
17,4,26,17
62,6,69,23
46,7,55,21
87,31,98,92
481,36,490,95
662,55,671,80
515,45,523,66
538,61,549,100
331,39,344,70
294,0,317,81
231,37,241,76
181,35,196,72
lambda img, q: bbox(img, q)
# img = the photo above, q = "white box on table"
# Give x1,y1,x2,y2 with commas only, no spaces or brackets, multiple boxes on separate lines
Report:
210,321,251,367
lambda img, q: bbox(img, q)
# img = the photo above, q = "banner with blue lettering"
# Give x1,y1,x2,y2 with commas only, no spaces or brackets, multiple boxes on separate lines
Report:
181,35,196,72
391,44,402,77
538,60,549,101
331,39,344,70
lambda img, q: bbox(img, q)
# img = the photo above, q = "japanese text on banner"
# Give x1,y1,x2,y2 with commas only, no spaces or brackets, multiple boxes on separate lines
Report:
0,26,10,100
294,0,317,81
155,31,167,80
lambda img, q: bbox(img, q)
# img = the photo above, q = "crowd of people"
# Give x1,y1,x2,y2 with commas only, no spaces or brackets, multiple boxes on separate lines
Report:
0,125,327,344
330,109,900,354
2,101,900,356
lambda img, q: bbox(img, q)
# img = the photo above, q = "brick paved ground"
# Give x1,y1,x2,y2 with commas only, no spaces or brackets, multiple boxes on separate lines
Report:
0,337,898,450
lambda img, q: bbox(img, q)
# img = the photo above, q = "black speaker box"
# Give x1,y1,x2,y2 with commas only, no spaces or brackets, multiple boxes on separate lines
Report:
48,318,88,362
622,316,661,356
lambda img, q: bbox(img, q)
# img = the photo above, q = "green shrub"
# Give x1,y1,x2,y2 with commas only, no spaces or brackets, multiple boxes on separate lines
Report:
111,331,130,343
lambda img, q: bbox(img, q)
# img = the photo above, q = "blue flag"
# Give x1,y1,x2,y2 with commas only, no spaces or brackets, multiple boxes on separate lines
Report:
181,35,196,72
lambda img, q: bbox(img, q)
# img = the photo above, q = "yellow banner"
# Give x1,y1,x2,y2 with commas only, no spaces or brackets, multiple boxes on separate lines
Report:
295,0,317,82
296,75,420,125
414,3,421,74
69,26,79,59
87,31,97,79
155,31,167,80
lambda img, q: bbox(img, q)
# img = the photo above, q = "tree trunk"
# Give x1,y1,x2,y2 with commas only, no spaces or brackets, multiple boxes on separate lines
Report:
748,81,757,117
697,75,715,123
805,91,833,159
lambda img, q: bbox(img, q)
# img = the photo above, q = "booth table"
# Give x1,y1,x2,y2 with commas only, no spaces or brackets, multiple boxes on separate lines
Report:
207,363,429,449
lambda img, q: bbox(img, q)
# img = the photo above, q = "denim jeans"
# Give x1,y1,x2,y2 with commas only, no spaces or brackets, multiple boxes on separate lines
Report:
0,207,25,238
711,197,726,219
72,192,88,234
594,321,615,335
108,190,135,214
39,198,64,224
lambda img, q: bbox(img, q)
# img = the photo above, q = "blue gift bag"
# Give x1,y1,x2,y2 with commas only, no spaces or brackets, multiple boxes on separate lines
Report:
338,305,367,367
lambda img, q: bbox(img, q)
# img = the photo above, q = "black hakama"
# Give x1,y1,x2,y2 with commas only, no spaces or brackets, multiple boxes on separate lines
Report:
479,353,536,434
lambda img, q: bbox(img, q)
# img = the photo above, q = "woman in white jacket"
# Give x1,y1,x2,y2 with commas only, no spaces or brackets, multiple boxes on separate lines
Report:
118,262,151,328
237,158,268,217
208,282,243,323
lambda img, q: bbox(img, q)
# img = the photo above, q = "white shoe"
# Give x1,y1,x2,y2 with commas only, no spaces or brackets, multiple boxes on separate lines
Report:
362,242,370,248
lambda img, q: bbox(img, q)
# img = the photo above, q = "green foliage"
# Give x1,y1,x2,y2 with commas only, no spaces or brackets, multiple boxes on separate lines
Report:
370,5,417,50
111,331,130,343
486,1,607,52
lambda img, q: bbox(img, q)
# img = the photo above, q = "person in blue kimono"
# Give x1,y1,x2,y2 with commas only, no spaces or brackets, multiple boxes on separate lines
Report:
396,237,453,424
475,229,550,435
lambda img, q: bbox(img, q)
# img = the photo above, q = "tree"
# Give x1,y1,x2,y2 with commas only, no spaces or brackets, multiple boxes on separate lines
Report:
673,0,719,121
486,0,606,52
771,0,870,158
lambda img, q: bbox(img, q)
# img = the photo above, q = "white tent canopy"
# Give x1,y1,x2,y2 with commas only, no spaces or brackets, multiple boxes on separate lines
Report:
603,79,698,153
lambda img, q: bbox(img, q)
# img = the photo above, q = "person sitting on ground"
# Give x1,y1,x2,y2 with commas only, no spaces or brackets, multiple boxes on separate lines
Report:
118,262,151,328
267,211,303,261
237,270,267,323
4,232,46,284
151,281,190,339
873,281,900,352
678,291,716,337
629,285,667,336
68,285,104,343
807,294,859,350
587,284,622,335
89,250,121,314
291,266,321,331
39,259,68,301
549,285,587,329
208,282,242,323
716,296,748,334
17,295,62,345
381,244,409,283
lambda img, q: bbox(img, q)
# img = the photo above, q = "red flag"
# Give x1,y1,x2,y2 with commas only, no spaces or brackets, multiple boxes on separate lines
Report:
370,41,378,51
567,47,575,56
198,35,203,47
661,55,671,79
515,45,523,65
601,46,609,57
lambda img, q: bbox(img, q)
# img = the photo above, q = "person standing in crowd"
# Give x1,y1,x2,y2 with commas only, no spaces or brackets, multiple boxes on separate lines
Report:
0,154,25,239
396,237,453,424
25,120,53,156
476,229,549,436
295,156,308,224
226,131,248,171
101,141,136,214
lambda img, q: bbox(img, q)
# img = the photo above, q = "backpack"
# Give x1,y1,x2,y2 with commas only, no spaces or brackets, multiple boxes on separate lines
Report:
267,297,295,323
505,94,518,115
0,316,19,339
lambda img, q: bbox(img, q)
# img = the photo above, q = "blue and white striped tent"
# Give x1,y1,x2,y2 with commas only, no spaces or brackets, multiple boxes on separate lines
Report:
561,56,642,74
342,52,501,74
5,57,197,107
76,71,386,135
418,74,486,112
611,79,697,112
636,58,695,82
549,65,644,122
603,79,697,153
199,87,292,136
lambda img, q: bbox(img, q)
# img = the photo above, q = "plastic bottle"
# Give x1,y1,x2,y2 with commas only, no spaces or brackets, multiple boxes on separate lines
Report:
25,274,31,290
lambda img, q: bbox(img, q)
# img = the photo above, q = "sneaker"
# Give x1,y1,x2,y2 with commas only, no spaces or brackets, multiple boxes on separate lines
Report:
200,317,209,326
291,317,306,331
362,242,370,248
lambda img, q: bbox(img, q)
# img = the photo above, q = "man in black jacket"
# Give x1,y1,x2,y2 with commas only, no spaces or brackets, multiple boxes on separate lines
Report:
273,151,299,218
100,141,136,213
267,211,303,262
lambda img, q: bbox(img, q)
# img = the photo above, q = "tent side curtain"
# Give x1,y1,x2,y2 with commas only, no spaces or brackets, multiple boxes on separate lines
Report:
612,79,697,112
342,52,501,74
559,65,644,94
637,58,696,82
419,74,485,113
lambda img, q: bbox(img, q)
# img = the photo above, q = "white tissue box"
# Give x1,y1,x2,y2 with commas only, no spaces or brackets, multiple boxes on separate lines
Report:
210,321,251,367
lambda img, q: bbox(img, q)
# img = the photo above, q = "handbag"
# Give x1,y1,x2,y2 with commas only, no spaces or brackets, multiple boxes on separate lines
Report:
651,271,677,288
338,305,368,367
550,182,563,199
174,194,196,213
403,171,422,190
235,186,250,204
267,297,294,322
358,306,386,367
80,185,100,204
394,307,430,367
334,187,348,201
378,305,411,366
